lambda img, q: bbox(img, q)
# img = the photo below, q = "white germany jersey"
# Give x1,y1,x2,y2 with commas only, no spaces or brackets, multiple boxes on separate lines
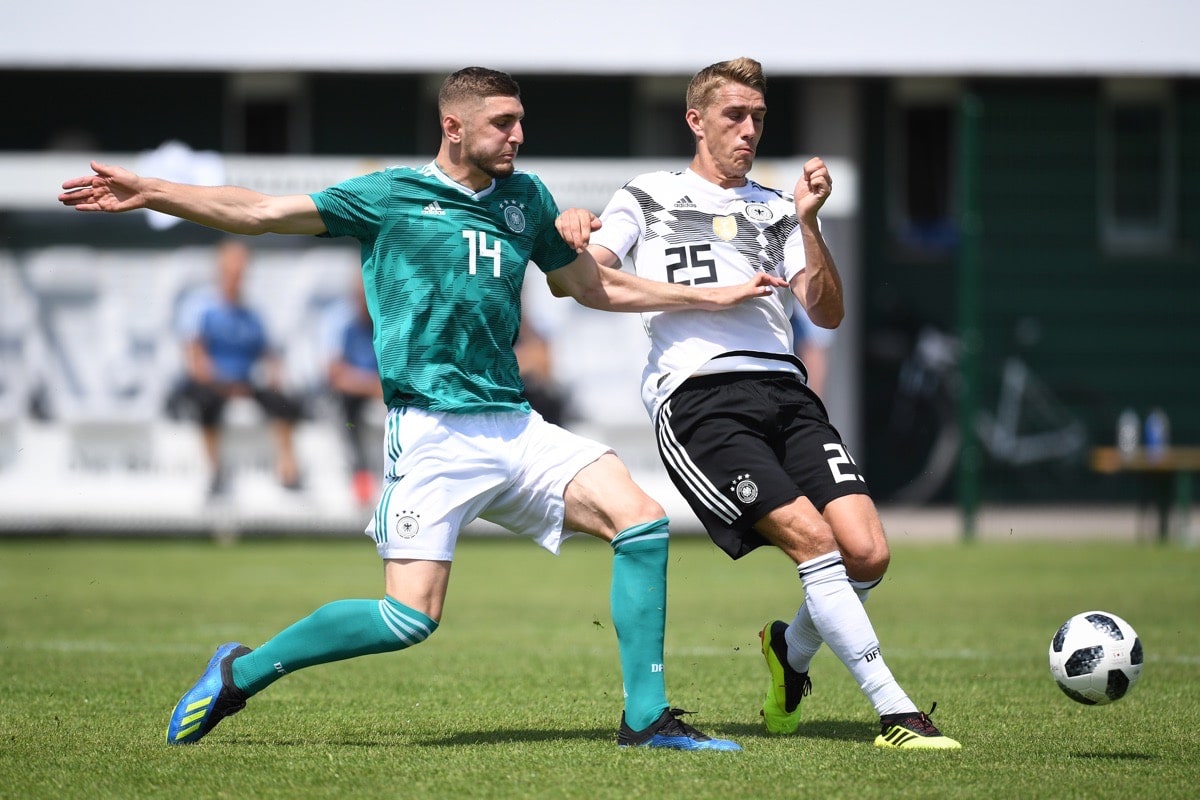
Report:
589,168,809,419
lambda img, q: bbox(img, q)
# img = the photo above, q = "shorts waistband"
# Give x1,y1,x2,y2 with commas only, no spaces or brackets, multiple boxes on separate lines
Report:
676,370,805,393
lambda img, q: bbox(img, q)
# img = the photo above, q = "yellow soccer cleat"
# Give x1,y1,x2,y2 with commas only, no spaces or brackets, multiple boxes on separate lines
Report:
874,703,962,750
759,620,811,735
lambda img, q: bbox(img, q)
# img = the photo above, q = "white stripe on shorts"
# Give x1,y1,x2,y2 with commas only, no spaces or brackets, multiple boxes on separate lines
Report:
373,479,400,544
386,409,403,465
656,402,740,525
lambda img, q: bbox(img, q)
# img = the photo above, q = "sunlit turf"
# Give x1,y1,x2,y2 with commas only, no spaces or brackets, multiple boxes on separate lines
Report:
1,534,1197,799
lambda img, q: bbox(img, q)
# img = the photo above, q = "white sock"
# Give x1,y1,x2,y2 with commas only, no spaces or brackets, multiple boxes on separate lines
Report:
796,552,916,717
783,604,822,674
785,576,882,673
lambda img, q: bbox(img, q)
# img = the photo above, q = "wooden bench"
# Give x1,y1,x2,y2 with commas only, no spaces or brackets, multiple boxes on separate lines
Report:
1090,446,1200,543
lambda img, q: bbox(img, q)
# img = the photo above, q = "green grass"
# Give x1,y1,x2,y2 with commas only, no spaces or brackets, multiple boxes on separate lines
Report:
1,534,1198,799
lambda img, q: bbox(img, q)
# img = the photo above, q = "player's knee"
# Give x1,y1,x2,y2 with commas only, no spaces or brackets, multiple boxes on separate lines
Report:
842,538,890,582
602,494,666,538
824,497,889,580
627,493,666,527
786,521,839,564
602,466,665,523
565,453,667,538
757,499,838,562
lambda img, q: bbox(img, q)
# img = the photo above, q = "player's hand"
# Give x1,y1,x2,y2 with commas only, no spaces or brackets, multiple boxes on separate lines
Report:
794,156,832,224
702,271,788,309
555,207,601,253
58,161,147,213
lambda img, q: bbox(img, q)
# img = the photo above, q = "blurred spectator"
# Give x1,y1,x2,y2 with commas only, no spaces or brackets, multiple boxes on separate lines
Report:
514,317,572,426
791,304,836,397
174,240,304,497
515,272,573,426
322,281,384,506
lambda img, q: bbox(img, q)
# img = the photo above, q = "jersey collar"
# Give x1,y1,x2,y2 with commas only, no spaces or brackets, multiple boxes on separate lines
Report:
426,160,497,200
684,167,754,197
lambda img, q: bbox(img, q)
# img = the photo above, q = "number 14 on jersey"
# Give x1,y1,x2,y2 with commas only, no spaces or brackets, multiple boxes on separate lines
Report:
462,230,501,277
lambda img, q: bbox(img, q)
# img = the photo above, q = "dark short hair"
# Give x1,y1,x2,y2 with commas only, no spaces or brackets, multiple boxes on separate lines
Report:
686,57,766,111
438,67,521,115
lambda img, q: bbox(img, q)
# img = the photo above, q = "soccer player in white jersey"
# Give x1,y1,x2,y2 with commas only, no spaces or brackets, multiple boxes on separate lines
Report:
555,57,960,749
59,67,786,751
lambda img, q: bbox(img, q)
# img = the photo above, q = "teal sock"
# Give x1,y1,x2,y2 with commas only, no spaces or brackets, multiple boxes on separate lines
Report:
610,517,671,731
231,597,437,696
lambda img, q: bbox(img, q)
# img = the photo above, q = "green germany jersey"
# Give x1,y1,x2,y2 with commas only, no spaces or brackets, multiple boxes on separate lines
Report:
311,162,576,414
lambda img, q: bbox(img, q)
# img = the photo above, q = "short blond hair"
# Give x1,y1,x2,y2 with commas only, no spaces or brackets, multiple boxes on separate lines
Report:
686,57,766,111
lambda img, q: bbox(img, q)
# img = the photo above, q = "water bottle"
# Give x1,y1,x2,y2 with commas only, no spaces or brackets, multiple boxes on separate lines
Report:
1144,407,1169,462
1116,408,1140,461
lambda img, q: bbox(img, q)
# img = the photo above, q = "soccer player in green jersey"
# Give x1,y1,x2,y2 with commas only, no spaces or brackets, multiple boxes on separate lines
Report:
59,67,784,751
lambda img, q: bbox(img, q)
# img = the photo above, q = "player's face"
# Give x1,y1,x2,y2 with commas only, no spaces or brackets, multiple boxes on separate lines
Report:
462,95,525,180
698,84,766,181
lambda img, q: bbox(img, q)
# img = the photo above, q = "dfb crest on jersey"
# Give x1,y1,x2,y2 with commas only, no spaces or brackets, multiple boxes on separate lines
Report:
500,200,526,233
712,215,738,241
743,203,773,222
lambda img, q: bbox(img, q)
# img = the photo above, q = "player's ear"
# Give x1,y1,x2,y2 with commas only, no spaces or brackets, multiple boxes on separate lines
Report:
442,113,464,143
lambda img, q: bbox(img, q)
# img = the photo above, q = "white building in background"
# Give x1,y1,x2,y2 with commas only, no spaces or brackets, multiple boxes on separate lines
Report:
5,1,1197,76
1,1,1195,534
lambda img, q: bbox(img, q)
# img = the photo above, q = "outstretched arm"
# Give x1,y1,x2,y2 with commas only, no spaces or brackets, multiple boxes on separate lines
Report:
552,206,785,310
58,160,326,236
546,247,785,313
790,157,844,328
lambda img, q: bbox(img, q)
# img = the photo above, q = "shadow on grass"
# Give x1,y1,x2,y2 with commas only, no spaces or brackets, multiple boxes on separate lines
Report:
417,728,616,746
721,717,873,743
229,719,876,748
415,717,879,748
1073,752,1155,761
224,728,613,747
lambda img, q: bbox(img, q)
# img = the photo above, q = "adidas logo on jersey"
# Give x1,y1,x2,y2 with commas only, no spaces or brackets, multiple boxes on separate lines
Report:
673,196,697,208
422,201,446,216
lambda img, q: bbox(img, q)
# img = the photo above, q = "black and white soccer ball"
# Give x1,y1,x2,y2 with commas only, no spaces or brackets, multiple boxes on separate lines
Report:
1048,611,1143,705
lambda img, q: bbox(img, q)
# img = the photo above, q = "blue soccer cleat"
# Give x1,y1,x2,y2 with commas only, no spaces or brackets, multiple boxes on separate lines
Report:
165,642,252,745
617,707,742,751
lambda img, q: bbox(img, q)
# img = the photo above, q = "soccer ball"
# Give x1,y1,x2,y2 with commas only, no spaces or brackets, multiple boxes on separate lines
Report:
1048,611,1143,705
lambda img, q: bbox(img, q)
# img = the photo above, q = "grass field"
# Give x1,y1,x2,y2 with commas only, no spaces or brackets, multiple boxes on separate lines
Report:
1,533,1198,799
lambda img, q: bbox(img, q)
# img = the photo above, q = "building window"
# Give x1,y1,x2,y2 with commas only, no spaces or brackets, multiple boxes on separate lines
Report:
227,73,309,154
1100,79,1176,253
889,78,961,254
634,76,693,157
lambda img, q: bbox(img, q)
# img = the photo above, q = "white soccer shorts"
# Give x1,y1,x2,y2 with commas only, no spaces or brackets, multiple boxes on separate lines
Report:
364,406,610,561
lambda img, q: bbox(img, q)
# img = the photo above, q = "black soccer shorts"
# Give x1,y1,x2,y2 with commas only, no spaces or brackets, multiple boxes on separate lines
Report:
655,371,870,560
